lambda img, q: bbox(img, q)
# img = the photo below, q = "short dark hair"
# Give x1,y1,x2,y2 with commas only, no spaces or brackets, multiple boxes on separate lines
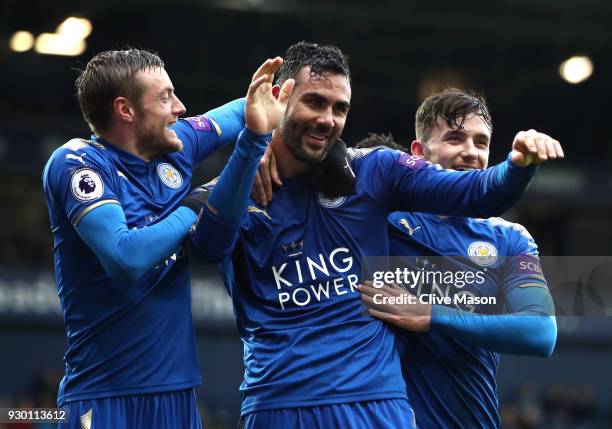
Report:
75,48,165,134
275,41,350,86
415,88,492,142
354,133,409,152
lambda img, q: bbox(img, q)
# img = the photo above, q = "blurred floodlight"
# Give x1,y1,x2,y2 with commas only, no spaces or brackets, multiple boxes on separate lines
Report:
9,31,34,52
56,17,92,40
34,33,86,56
559,56,593,84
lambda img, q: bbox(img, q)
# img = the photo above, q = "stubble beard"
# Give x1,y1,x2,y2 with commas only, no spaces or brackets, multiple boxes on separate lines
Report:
279,116,334,165
135,123,183,158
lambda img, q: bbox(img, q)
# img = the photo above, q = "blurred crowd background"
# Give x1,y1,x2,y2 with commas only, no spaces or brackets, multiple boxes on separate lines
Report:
1,0,612,427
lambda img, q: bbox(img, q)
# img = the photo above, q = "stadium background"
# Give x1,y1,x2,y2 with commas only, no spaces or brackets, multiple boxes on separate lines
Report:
1,0,612,427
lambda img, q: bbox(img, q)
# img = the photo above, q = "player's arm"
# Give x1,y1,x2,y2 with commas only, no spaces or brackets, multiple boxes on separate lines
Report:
429,285,556,357
189,57,294,262
378,130,563,218
43,142,203,283
204,97,246,144
172,98,246,163
360,281,556,357
76,203,197,283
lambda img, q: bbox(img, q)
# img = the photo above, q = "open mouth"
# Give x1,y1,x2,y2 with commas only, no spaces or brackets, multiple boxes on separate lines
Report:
306,132,328,142
455,166,477,171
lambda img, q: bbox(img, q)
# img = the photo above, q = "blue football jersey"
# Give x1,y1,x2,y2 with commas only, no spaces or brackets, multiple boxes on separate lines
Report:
213,147,536,415
388,211,546,429
42,116,226,405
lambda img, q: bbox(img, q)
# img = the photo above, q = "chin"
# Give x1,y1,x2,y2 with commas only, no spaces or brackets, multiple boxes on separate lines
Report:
166,139,183,153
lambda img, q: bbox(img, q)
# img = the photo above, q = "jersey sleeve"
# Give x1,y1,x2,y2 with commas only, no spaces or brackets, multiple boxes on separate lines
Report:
502,224,549,295
43,140,120,226
173,98,246,165
189,128,270,263
358,148,537,218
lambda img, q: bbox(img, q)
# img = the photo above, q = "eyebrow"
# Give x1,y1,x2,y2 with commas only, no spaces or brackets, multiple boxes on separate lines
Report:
442,130,466,139
443,129,490,141
158,87,175,96
302,91,351,109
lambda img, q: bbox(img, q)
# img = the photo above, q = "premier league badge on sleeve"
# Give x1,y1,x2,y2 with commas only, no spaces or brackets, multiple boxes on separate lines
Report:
157,163,183,189
70,168,104,202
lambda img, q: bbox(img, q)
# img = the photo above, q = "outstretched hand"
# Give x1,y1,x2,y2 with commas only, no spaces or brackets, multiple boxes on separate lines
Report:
358,281,431,332
510,129,564,167
245,57,295,135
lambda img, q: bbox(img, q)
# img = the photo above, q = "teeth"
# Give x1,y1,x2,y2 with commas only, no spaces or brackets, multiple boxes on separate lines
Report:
456,167,475,171
307,132,327,141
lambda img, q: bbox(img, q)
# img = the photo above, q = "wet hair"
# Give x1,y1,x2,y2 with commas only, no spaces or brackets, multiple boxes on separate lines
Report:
75,48,164,134
415,88,492,142
354,132,409,152
275,41,350,86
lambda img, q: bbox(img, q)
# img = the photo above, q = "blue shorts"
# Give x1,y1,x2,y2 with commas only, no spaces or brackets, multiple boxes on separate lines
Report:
58,388,202,429
241,398,415,429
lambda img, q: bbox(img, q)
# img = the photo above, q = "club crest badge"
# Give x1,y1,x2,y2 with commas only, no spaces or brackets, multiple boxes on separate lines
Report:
317,192,346,209
158,163,183,189
467,241,498,267
70,168,104,202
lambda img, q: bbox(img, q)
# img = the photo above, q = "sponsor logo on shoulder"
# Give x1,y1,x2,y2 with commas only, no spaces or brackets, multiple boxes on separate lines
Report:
467,241,498,267
397,153,428,170
71,168,104,202
185,116,212,131
317,192,346,208
157,163,183,189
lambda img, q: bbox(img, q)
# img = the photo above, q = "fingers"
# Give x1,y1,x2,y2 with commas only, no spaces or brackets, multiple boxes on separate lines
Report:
277,79,295,106
246,74,269,100
268,148,283,187
360,293,400,316
251,172,268,206
512,129,564,166
358,282,380,298
366,307,398,324
252,57,283,83
553,139,564,158
545,138,557,159
259,152,273,203
534,134,548,160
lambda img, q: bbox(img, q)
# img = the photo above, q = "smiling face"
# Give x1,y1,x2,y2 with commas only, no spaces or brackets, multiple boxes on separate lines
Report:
132,67,186,157
278,66,351,164
415,113,491,170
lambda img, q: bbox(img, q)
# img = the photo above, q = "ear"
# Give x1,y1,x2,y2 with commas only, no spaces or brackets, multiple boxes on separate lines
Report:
113,97,135,124
271,84,281,99
411,140,426,158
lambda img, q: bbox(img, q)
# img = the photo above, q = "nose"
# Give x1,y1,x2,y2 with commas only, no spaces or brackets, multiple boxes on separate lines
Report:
461,140,478,160
315,107,334,130
173,95,187,116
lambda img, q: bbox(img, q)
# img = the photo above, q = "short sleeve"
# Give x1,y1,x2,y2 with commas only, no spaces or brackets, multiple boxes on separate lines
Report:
43,140,120,226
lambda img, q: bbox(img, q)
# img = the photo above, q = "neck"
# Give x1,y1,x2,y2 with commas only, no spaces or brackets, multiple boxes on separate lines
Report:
270,130,311,178
98,127,152,162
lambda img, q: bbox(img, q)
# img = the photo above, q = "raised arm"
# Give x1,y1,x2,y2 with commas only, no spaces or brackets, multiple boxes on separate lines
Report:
189,57,294,262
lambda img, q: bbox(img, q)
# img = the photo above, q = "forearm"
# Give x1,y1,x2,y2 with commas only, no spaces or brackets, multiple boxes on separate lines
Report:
404,154,538,218
207,127,270,221
431,299,556,357
205,98,246,144
190,127,270,261
77,204,196,283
